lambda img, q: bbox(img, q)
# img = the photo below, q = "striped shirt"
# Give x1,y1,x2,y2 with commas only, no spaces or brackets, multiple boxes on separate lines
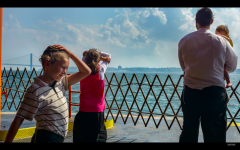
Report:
16,75,69,138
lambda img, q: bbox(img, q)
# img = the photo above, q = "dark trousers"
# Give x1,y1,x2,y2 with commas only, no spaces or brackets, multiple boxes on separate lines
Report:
179,85,228,143
31,129,64,143
73,111,107,143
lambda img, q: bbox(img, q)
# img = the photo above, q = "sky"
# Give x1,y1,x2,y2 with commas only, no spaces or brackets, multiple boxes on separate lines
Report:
2,7,240,70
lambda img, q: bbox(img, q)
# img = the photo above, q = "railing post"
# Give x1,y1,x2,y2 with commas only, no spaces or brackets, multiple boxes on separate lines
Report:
0,7,3,130
69,85,72,119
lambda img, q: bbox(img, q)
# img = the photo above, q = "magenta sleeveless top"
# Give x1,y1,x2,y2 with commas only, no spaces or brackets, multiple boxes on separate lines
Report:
79,72,105,112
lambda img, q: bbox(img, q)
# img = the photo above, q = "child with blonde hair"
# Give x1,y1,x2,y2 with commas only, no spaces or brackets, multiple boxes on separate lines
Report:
215,25,233,88
4,44,91,143
73,48,111,143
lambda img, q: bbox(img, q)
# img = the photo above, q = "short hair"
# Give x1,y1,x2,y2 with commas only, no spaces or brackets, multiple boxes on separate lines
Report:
196,7,214,26
216,25,229,36
39,46,69,71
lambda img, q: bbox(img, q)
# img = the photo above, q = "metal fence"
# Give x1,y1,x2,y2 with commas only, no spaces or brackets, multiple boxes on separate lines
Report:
1,67,240,133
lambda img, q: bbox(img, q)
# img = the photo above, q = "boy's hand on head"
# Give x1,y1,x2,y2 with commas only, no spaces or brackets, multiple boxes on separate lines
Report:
52,44,73,57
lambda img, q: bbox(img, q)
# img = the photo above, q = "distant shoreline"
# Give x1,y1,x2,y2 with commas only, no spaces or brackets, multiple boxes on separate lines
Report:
2,67,240,74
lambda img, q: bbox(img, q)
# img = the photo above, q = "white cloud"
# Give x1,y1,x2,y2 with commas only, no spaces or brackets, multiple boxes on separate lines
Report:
122,18,139,39
15,19,21,29
96,33,103,37
67,24,79,33
150,8,167,24
123,8,133,16
154,42,163,56
107,37,126,48
114,9,118,12
106,18,113,25
154,40,178,55
97,8,156,49
85,27,94,34
143,10,150,18
112,23,121,35
178,8,195,32
131,43,145,49
104,30,111,38
56,19,63,24
67,24,83,43
1,8,187,68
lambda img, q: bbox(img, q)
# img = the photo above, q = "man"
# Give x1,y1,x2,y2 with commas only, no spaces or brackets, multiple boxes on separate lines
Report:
178,7,238,143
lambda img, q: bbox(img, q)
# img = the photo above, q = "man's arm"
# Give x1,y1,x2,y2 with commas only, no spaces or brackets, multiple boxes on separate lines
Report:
225,43,238,73
178,38,186,72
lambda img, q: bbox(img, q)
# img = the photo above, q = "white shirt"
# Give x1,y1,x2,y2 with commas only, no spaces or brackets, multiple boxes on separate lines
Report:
178,28,238,90
82,51,111,80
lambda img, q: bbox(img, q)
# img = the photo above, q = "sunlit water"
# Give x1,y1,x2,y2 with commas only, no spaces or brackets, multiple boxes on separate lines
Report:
2,71,240,123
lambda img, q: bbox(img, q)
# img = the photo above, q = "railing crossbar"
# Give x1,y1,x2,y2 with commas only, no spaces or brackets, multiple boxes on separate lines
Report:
1,68,240,133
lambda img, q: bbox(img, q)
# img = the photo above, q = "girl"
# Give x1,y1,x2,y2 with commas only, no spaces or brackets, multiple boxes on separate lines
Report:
4,44,91,143
215,25,233,88
73,48,111,143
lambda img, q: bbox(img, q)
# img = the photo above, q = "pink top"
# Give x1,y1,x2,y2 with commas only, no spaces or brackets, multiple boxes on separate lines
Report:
79,71,105,112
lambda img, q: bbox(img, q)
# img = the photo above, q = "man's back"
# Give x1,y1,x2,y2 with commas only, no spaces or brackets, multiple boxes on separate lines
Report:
178,28,237,90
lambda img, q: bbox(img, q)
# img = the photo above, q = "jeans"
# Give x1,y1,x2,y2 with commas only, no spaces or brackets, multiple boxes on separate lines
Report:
179,85,228,143
31,129,64,143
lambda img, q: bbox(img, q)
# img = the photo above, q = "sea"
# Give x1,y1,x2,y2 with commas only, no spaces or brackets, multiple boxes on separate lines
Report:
1,71,240,123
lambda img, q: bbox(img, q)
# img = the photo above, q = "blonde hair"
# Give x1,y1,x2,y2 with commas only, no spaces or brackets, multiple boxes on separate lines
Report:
84,48,101,74
216,25,229,37
216,25,233,47
39,46,69,71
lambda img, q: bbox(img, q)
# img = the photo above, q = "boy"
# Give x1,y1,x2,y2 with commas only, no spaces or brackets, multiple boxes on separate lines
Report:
4,45,91,143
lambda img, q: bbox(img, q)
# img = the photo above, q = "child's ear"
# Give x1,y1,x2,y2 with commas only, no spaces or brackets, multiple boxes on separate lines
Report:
44,60,50,69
